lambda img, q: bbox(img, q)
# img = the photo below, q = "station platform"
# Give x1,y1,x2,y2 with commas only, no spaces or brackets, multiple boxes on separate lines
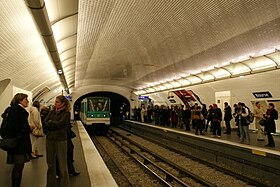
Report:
128,120,280,151
0,121,117,187
177,125,280,152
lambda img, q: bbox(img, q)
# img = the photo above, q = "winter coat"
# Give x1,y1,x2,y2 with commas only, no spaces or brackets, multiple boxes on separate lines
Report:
265,109,278,133
6,104,32,154
210,108,222,122
237,107,249,126
253,106,265,126
43,109,70,141
29,106,43,136
224,106,232,121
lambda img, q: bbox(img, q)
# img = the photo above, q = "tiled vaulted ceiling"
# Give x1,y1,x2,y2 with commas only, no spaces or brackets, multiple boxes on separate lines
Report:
76,0,280,90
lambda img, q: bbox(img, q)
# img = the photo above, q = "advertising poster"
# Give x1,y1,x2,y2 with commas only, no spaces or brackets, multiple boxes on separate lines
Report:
172,89,202,107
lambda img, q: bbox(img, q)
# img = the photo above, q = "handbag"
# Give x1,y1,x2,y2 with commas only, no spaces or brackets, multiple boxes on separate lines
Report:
32,128,44,137
0,136,20,151
259,118,266,126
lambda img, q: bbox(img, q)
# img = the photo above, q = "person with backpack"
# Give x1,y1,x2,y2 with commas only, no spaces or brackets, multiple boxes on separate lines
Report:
4,93,33,187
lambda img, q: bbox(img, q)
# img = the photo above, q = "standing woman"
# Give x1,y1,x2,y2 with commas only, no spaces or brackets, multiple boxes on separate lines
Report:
6,93,32,187
265,103,278,147
44,95,70,187
29,101,44,158
253,102,265,141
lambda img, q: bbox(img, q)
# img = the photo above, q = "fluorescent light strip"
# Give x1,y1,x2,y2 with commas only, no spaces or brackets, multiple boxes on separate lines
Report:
133,50,279,95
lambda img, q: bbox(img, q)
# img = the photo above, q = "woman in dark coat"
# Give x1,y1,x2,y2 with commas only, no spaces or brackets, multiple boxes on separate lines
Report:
265,103,278,147
6,93,32,187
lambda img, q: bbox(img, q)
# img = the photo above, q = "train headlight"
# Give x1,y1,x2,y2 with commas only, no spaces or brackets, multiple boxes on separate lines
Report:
104,114,106,117
90,114,94,117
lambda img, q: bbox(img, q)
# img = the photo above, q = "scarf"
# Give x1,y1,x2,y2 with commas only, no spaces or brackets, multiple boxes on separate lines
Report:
55,106,66,113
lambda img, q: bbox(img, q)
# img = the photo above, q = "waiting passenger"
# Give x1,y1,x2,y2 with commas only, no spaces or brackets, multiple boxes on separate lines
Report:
44,95,71,187
5,93,33,187
264,103,278,147
205,105,213,133
170,105,178,128
177,105,184,128
223,102,232,134
201,104,207,131
140,105,147,122
166,106,171,126
154,105,160,125
182,105,191,131
191,106,204,135
253,102,265,141
232,104,240,137
210,104,222,138
29,101,44,159
237,103,250,144
147,106,153,123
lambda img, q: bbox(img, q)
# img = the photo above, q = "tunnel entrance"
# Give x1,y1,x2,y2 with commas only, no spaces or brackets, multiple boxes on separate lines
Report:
73,92,130,126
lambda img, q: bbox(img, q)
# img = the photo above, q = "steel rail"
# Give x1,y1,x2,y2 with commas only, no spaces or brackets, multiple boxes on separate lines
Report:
107,133,174,187
108,129,217,187
91,136,134,186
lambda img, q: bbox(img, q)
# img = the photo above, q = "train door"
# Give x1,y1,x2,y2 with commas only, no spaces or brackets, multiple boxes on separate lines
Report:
215,91,231,127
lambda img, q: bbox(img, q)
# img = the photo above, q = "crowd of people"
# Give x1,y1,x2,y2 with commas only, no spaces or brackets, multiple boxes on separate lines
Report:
0,93,279,186
1,94,79,187
132,101,278,147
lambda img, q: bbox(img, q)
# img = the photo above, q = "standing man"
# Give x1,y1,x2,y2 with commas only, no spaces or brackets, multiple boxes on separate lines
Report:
183,105,191,131
224,102,232,134
210,104,222,138
238,103,251,144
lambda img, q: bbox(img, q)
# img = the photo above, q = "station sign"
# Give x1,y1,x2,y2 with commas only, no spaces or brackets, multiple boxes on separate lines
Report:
65,94,72,101
252,91,272,98
138,96,149,100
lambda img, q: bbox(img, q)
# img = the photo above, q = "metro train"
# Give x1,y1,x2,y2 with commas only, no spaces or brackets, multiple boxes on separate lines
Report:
80,97,111,130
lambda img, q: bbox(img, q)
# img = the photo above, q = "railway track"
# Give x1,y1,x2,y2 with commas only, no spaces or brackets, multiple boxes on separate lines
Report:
92,135,133,186
108,136,210,186
92,135,168,186
108,127,265,187
106,129,220,186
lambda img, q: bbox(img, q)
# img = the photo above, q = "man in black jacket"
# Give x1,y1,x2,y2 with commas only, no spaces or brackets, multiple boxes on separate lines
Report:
224,102,232,134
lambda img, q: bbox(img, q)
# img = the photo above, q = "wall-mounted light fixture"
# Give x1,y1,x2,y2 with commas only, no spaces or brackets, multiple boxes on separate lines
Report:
134,49,280,95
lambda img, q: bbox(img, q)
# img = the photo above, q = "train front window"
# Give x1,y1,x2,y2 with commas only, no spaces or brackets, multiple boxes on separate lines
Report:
88,98,109,112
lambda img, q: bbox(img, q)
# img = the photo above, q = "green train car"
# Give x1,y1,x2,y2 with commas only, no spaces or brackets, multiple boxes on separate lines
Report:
80,97,111,127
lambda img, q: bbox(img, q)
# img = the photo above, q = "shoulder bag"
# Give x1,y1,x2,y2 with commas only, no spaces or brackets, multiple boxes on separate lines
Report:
259,118,266,126
0,136,20,151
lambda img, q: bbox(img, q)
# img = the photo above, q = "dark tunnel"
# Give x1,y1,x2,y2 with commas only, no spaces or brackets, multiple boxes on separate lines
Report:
73,92,130,125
